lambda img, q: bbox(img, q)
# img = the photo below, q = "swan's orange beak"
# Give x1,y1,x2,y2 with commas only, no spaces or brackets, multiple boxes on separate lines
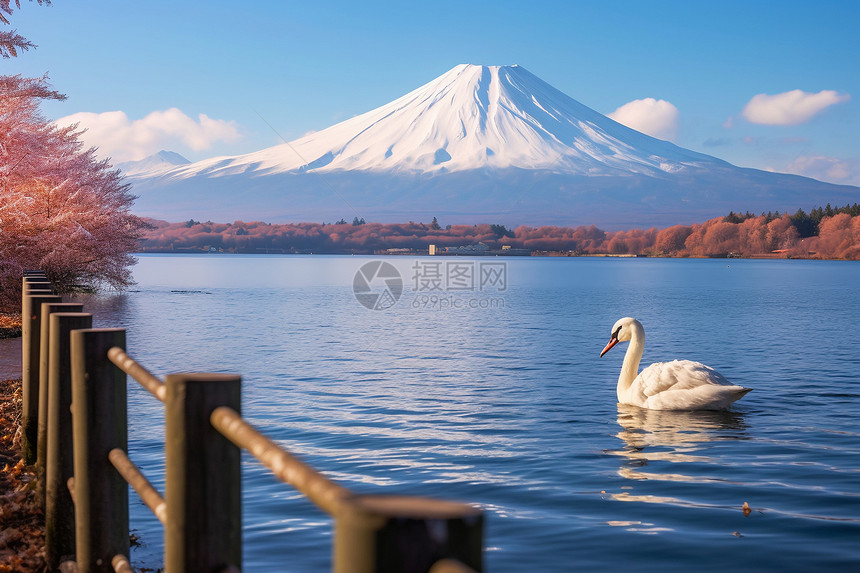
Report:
600,336,618,357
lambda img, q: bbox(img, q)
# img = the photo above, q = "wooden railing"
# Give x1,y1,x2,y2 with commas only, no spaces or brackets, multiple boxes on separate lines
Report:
19,272,483,573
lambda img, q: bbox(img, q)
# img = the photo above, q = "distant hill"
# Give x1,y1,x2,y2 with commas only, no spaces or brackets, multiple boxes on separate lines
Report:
124,65,859,229
116,150,189,176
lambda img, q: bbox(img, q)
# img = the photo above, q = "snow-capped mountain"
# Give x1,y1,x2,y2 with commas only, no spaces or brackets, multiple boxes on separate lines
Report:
116,150,190,176
127,65,858,228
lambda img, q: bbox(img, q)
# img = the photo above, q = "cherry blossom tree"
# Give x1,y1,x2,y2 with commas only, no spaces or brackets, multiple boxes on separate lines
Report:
1,0,48,58
1,1,147,309
1,75,148,310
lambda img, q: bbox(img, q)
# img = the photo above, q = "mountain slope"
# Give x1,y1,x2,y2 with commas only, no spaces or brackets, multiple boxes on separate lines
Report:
127,65,858,228
116,150,190,176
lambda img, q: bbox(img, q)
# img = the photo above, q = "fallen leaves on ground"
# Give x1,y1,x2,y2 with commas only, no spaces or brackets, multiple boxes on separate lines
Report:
0,377,46,572
0,314,21,339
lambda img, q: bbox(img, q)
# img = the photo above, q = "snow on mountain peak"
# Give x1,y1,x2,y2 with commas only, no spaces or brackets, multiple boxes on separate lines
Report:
117,150,190,175
127,64,858,228
155,64,722,182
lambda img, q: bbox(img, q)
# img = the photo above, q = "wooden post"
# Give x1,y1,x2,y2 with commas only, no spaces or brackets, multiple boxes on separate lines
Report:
165,373,242,573
71,328,130,573
334,495,484,573
37,302,84,506
21,291,62,464
24,280,54,293
45,312,93,569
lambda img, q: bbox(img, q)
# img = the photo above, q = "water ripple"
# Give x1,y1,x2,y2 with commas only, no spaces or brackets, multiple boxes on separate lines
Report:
73,256,860,572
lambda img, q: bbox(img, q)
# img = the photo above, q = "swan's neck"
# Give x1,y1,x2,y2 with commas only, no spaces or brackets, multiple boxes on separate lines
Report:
618,327,644,398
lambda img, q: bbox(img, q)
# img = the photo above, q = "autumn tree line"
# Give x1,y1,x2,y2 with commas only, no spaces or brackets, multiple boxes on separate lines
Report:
2,3,859,317
140,203,860,260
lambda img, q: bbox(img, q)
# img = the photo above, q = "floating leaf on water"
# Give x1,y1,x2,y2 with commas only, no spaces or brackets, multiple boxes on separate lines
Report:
742,501,751,517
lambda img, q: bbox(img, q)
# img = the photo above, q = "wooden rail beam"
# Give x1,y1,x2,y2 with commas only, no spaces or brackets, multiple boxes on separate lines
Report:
108,448,166,525
210,406,350,517
107,346,166,402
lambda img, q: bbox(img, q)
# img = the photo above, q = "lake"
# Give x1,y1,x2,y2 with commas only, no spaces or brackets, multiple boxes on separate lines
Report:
68,254,860,571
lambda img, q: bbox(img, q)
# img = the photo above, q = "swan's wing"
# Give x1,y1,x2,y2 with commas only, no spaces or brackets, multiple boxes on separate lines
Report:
638,360,731,397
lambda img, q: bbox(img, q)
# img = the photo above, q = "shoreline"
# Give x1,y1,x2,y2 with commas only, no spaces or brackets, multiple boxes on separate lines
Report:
131,250,858,261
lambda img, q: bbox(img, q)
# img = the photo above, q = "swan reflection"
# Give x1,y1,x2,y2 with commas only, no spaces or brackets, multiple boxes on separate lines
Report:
608,404,749,483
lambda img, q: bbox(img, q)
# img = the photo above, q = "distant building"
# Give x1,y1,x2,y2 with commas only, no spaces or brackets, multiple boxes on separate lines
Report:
441,242,530,256
429,244,437,255
373,247,429,255
445,242,490,254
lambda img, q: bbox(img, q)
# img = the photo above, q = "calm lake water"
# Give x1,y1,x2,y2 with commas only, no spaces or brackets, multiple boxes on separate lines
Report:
69,254,859,572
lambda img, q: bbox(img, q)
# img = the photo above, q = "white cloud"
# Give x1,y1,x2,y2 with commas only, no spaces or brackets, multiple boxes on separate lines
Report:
54,108,243,162
741,90,850,126
785,155,860,186
607,98,680,142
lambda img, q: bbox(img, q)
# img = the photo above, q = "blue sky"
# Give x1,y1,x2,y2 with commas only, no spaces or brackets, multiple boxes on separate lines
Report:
6,0,859,186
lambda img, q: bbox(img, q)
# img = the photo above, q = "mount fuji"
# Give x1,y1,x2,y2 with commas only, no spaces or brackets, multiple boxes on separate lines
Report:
125,64,858,228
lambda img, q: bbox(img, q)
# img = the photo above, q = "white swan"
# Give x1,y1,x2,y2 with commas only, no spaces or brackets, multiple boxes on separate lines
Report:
600,317,751,410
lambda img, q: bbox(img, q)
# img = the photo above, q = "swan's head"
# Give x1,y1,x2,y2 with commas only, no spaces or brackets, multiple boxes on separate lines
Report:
600,317,642,357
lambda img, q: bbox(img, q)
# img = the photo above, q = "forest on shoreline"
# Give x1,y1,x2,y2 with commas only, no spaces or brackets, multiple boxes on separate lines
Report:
139,204,860,260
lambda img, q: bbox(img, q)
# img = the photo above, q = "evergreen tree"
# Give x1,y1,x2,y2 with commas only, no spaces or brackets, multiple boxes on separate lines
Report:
723,211,753,224
490,224,514,238
790,208,818,238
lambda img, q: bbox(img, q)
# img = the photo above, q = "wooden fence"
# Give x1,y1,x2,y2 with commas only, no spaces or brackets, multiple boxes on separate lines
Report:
19,272,483,573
